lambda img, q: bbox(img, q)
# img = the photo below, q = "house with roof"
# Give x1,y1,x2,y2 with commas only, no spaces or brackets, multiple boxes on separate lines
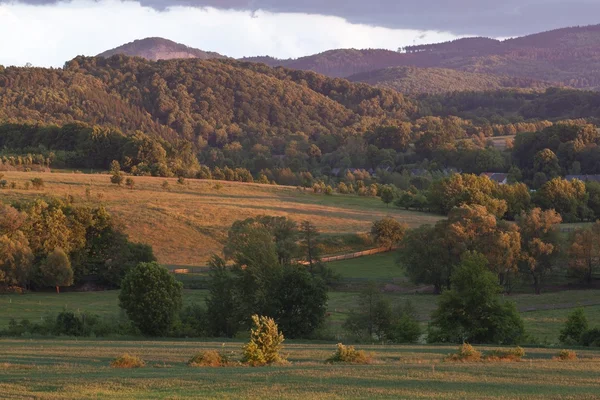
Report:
566,175,600,183
481,172,508,185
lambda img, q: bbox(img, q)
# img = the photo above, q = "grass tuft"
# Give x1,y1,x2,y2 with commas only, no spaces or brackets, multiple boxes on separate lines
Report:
554,350,577,361
484,347,526,362
446,343,482,362
188,350,231,367
326,343,373,364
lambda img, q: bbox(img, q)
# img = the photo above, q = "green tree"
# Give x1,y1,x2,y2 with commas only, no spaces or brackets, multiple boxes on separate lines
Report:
0,232,34,288
559,308,589,345
388,301,421,344
371,217,407,250
273,266,327,338
39,248,73,294
380,186,396,207
119,262,183,336
299,220,321,271
343,284,393,340
205,256,241,338
428,252,525,344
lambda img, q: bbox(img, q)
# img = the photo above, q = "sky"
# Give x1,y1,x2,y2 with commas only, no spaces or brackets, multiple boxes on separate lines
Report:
1,0,598,67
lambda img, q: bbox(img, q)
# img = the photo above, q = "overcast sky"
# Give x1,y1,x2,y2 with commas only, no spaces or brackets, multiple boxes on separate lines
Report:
1,0,598,67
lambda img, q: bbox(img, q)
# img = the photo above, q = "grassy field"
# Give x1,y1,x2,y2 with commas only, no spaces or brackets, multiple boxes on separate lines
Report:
0,171,442,266
0,339,599,399
3,289,600,343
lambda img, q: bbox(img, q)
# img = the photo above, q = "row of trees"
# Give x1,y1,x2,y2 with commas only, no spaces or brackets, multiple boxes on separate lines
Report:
0,199,154,292
399,203,600,295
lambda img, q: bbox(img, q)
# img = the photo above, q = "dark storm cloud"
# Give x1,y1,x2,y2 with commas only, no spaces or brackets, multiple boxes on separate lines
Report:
4,0,600,36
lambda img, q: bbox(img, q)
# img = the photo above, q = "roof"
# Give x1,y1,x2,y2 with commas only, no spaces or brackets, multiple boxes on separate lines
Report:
481,172,508,183
566,175,600,183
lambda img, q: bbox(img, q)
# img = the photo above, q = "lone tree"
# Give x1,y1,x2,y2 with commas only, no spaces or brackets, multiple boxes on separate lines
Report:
380,186,396,207
428,252,525,344
300,220,321,271
371,217,407,250
125,177,135,190
119,262,183,336
110,160,124,186
40,248,73,294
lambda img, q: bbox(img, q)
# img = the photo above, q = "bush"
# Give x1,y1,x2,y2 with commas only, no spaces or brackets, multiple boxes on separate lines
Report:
125,177,135,189
559,308,588,345
326,343,372,364
177,176,185,185
30,178,44,189
54,311,84,336
484,347,525,361
446,343,482,362
580,328,600,347
241,315,286,366
554,350,577,361
110,354,145,368
110,172,124,186
188,350,229,367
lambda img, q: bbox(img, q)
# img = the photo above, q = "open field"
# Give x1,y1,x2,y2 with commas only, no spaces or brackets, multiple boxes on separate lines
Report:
0,339,599,399
0,171,442,266
3,289,600,343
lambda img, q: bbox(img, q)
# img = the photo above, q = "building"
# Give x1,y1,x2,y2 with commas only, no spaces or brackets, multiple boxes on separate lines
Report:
481,172,508,185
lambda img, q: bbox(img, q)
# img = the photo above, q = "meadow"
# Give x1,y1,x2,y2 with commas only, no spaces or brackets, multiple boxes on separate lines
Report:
0,339,599,399
0,171,442,266
3,287,600,344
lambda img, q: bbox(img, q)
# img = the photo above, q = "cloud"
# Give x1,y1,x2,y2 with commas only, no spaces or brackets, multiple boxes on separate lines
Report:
2,0,600,36
0,0,461,67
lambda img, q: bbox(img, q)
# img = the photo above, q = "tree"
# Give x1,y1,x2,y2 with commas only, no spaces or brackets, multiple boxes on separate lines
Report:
205,256,241,338
0,232,34,288
517,208,563,294
533,148,561,179
568,222,600,284
119,262,183,336
343,284,393,341
559,308,589,345
388,301,421,344
534,178,587,222
380,186,396,207
299,220,321,271
371,217,407,250
39,248,73,294
428,252,525,344
272,266,327,338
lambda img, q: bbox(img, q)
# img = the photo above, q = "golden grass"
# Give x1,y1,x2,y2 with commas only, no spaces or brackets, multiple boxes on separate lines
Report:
0,171,442,266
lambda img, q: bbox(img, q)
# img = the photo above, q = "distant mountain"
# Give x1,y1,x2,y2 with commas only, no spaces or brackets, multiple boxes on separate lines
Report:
98,37,226,61
348,66,560,94
245,24,600,90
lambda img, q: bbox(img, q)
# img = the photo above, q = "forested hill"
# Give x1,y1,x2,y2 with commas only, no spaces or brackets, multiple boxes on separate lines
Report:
0,55,416,143
347,67,559,94
242,24,600,90
98,38,227,61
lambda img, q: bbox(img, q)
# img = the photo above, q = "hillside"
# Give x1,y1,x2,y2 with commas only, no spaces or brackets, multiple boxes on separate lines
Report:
348,66,559,94
98,37,226,61
0,55,415,144
246,24,600,90
0,171,442,265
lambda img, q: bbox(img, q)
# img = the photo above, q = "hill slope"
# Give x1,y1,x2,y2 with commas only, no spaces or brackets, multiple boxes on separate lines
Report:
348,66,559,94
246,25,600,90
0,55,416,143
98,37,226,61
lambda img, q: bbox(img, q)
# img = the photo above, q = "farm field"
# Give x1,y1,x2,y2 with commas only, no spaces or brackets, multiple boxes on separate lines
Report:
3,288,600,343
0,339,599,399
0,171,442,266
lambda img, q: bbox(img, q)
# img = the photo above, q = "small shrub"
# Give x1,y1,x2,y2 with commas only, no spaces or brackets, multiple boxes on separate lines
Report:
23,181,30,190
110,354,145,368
125,177,135,190
326,343,372,364
110,172,124,186
446,343,482,362
30,177,44,189
559,308,588,344
554,350,577,361
188,350,229,367
9,182,16,189
241,315,286,366
213,183,223,190
162,181,170,191
324,185,333,195
177,176,185,185
484,347,525,361
0,180,7,188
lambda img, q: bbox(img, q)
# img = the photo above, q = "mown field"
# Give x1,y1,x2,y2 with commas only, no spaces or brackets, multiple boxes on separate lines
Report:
0,339,599,399
0,171,442,266
3,287,600,343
